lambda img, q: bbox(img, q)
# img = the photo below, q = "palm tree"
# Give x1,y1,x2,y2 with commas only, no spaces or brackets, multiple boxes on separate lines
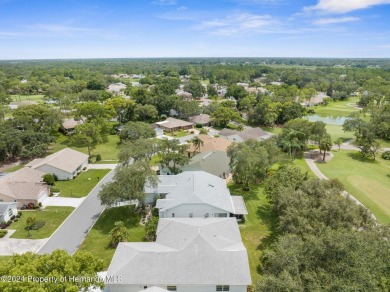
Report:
192,136,204,152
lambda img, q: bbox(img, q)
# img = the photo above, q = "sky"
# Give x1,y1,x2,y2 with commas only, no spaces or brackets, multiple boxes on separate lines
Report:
0,0,389,59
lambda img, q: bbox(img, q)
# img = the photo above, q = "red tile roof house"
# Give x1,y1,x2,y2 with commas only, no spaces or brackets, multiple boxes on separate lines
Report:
155,117,194,133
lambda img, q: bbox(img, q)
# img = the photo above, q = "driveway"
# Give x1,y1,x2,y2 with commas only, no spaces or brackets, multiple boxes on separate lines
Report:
42,197,85,208
88,164,118,170
37,169,115,255
0,237,48,255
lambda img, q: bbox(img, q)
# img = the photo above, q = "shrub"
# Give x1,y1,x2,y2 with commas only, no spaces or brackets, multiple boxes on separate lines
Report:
0,230,7,238
83,167,87,171
10,215,15,220
17,211,22,217
31,221,45,230
382,150,390,160
95,154,102,162
195,123,203,128
43,174,56,186
13,218,19,222
152,207,159,217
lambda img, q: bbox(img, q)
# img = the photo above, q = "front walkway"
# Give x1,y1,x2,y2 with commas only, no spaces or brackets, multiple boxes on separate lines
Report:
88,164,118,170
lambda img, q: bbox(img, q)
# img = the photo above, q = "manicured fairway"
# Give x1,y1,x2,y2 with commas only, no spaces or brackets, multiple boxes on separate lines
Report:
312,97,360,117
325,124,355,142
316,150,390,224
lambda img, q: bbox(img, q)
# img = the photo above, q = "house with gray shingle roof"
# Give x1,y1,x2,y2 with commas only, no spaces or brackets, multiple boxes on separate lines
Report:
182,150,230,178
105,218,251,292
0,168,49,208
219,126,272,142
155,117,193,133
27,148,89,180
146,171,247,219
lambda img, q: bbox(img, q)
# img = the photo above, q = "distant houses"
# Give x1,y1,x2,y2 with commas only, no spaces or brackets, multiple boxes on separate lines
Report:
105,218,251,292
188,114,211,126
0,168,49,208
107,83,127,95
27,148,89,180
155,117,193,133
219,126,272,142
60,117,84,134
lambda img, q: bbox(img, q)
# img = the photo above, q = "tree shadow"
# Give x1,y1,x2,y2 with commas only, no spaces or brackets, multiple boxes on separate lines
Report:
255,204,280,274
229,184,259,201
93,205,140,234
347,151,376,164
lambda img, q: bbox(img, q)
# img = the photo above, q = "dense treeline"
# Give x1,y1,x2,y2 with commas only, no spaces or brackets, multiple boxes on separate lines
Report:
256,166,390,291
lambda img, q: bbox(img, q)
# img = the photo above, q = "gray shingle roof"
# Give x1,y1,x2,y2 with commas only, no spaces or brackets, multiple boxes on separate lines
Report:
155,117,193,129
182,150,230,178
106,218,251,286
155,171,235,214
0,168,48,201
27,148,88,173
219,126,272,142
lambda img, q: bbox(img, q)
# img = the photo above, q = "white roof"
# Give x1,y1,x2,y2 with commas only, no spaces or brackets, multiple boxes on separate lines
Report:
154,171,235,214
231,196,248,215
106,218,251,286
27,148,88,174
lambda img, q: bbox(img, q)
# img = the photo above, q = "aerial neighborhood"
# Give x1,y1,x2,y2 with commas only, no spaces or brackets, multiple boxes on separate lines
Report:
0,56,389,292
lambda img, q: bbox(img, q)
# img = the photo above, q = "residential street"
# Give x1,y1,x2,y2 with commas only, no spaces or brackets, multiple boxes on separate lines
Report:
37,169,115,255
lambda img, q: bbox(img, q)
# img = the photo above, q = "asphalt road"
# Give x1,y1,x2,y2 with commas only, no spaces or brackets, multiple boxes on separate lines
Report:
37,169,115,255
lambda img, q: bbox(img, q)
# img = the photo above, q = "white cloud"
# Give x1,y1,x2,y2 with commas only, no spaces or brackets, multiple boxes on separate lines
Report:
152,0,176,5
314,16,360,25
196,13,275,36
304,0,390,14
177,6,187,11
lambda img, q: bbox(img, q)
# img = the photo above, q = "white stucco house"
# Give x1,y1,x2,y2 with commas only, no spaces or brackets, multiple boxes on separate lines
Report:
27,148,89,180
105,218,251,292
145,171,247,220
0,202,18,223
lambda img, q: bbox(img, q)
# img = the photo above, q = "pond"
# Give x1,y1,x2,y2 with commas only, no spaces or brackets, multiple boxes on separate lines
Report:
304,114,348,125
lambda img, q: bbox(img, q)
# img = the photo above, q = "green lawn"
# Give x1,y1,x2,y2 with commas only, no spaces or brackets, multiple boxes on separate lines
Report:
52,133,120,162
293,158,315,177
7,207,74,239
0,256,12,267
77,205,145,269
316,150,390,224
312,97,360,117
54,169,111,198
228,184,276,283
325,124,355,142
3,164,25,172
165,130,191,138
10,94,45,102
150,154,162,166
262,126,283,135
